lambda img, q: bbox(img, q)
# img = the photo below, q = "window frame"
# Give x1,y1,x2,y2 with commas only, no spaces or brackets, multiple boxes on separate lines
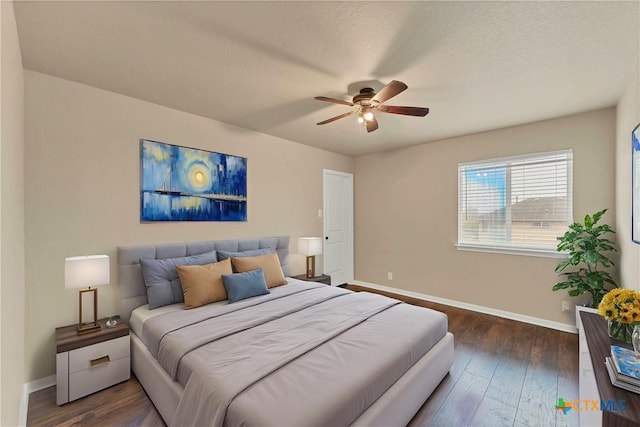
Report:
456,149,573,258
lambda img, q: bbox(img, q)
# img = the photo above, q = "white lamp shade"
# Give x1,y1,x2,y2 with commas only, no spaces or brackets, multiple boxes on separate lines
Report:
65,255,110,289
298,237,323,256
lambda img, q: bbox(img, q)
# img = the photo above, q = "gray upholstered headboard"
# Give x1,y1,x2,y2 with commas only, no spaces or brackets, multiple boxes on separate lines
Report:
117,236,290,323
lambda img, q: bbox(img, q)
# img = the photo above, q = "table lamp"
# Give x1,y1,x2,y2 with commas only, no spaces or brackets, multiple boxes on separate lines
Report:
298,237,323,278
65,254,110,335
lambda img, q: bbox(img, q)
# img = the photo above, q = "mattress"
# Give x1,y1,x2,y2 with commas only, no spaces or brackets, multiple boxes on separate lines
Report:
131,279,448,427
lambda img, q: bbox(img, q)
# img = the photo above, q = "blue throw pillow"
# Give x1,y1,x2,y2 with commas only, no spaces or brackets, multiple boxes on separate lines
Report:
222,269,270,303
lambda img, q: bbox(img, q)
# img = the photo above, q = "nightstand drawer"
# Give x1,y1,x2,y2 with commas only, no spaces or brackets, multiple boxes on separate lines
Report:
69,335,130,374
69,356,130,401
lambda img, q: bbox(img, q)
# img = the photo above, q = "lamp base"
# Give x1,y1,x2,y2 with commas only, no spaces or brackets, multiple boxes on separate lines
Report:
77,322,101,335
77,287,100,335
306,255,316,278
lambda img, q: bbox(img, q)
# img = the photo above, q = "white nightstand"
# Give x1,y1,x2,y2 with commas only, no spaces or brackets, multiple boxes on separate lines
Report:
55,317,130,405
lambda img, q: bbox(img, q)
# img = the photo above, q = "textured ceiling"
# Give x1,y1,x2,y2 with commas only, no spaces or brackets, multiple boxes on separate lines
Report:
14,1,640,157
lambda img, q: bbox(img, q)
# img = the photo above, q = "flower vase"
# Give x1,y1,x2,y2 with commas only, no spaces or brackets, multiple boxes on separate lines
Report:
633,325,640,356
608,320,634,343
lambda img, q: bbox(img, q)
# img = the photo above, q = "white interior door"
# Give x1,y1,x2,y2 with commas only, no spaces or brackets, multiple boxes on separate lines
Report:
323,169,353,285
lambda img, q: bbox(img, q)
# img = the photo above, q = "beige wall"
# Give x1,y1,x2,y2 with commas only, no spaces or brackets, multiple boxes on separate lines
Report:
616,61,640,290
1,1,26,425
24,70,353,381
354,108,616,326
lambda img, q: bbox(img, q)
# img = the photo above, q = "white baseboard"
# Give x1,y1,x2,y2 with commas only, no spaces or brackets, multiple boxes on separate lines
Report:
19,375,56,426
351,280,577,334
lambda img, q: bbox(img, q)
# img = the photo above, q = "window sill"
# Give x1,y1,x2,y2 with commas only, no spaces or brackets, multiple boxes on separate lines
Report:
455,243,568,259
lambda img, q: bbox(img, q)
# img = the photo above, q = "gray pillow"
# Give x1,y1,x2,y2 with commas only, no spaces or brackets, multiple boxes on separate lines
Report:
216,248,274,263
140,251,218,309
222,269,270,303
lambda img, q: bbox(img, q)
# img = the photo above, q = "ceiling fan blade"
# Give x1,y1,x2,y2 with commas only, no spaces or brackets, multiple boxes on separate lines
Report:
316,110,356,125
366,115,379,133
377,105,430,117
314,96,354,107
371,80,408,104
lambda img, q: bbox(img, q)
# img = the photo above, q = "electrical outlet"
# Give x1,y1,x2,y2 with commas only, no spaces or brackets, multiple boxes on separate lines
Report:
561,300,571,312
317,209,323,218
387,272,393,280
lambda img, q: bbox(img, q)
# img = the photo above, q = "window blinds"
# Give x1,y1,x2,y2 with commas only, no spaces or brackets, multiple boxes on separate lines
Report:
458,149,573,252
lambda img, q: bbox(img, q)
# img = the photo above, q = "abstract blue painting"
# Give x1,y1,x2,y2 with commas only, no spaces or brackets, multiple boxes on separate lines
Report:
140,139,247,222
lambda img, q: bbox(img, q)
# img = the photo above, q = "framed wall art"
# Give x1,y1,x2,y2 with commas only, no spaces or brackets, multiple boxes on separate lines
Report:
140,139,247,222
633,123,640,243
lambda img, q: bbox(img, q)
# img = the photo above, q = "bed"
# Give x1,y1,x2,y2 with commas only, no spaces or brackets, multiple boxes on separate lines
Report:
118,236,454,426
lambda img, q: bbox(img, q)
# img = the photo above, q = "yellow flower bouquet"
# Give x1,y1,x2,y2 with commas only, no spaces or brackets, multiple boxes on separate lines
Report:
598,288,640,342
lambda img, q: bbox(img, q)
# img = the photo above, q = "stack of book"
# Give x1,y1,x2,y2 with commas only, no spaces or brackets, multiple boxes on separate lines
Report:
605,345,640,394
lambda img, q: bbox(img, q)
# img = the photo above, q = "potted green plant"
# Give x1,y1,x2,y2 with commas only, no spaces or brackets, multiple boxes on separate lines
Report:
552,209,618,308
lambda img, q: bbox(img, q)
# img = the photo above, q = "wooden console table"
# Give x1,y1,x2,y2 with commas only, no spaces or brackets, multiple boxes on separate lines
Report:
581,312,640,426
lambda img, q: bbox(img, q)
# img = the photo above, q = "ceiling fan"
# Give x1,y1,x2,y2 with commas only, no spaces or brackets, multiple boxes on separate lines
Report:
314,80,429,133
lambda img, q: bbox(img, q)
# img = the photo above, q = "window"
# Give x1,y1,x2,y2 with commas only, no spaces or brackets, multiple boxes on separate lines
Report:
457,149,573,257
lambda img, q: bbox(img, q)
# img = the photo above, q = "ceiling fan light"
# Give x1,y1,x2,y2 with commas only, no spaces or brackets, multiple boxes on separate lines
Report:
357,115,364,124
363,110,374,122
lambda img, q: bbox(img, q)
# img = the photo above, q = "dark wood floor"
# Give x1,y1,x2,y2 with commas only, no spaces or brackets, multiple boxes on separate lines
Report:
28,284,578,427
27,376,163,427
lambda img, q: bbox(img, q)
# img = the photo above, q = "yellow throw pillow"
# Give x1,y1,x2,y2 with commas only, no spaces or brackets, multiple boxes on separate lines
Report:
231,252,287,288
176,258,233,309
